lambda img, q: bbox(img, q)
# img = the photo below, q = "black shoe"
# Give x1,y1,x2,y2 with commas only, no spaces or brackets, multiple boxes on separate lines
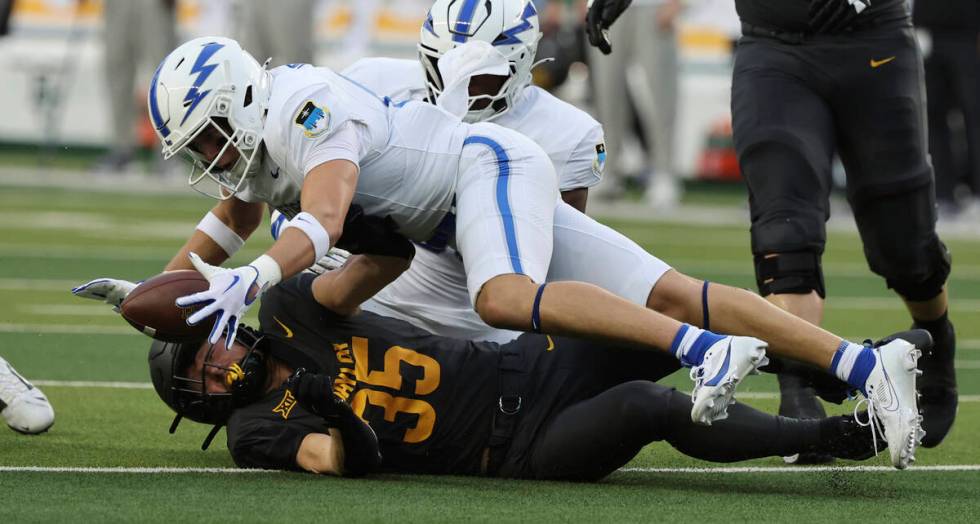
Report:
819,414,888,461
912,320,957,448
777,362,834,465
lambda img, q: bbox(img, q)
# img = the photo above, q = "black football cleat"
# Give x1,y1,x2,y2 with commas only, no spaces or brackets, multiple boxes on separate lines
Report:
776,360,834,465
911,320,957,448
819,414,888,461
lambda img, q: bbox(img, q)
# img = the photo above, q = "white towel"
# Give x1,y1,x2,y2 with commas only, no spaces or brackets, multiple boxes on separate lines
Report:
435,41,510,119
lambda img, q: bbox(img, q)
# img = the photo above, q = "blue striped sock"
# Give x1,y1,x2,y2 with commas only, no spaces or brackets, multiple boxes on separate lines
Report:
829,341,878,394
670,324,726,368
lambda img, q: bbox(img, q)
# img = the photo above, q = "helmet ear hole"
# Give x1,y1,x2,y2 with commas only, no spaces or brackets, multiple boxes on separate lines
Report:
243,85,253,107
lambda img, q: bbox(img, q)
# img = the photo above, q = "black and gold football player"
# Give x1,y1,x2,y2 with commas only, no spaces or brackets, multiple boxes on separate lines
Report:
587,0,958,462
149,266,881,480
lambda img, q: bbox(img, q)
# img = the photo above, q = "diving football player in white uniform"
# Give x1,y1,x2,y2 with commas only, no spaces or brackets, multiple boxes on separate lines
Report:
74,6,923,466
336,0,621,343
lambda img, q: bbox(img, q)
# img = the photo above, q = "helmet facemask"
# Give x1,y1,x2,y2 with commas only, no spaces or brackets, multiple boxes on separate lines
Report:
417,0,542,123
182,111,264,201
149,326,266,450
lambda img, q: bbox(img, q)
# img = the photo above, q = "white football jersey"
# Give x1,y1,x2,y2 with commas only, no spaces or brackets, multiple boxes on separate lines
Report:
238,64,467,241
342,57,606,192
344,58,611,343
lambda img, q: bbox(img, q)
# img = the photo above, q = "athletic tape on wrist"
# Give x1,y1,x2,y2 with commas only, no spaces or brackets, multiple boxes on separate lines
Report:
249,254,283,288
282,211,331,262
196,212,245,256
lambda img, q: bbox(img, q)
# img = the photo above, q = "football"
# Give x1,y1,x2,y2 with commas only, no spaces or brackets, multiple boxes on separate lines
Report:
120,270,214,343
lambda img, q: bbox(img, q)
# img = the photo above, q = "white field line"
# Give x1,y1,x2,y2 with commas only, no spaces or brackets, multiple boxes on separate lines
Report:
0,323,136,335
619,465,980,474
0,465,977,475
0,245,268,261
19,305,117,316
0,467,278,474
668,259,980,279
733,392,980,402
26,381,980,401
33,380,153,389
0,278,81,291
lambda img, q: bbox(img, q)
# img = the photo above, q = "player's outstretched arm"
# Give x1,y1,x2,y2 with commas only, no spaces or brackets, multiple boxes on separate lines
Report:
165,197,265,271
176,160,360,345
311,254,412,316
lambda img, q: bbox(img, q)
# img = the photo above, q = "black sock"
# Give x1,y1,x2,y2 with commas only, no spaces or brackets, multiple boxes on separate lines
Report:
663,390,825,462
912,310,953,358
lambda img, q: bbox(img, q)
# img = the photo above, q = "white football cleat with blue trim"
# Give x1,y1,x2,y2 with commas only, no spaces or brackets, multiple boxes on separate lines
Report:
858,332,926,470
0,357,54,435
690,336,769,425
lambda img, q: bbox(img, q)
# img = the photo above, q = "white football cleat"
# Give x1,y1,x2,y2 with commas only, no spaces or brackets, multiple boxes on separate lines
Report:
690,336,769,425
0,357,55,435
858,336,924,470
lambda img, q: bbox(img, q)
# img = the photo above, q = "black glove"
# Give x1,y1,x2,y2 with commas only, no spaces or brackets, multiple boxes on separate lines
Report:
809,0,871,34
286,369,342,418
585,0,633,55
285,369,382,476
336,204,415,261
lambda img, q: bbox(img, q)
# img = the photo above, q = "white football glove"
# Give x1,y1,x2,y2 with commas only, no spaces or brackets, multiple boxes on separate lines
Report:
71,278,138,312
175,253,262,345
308,247,352,275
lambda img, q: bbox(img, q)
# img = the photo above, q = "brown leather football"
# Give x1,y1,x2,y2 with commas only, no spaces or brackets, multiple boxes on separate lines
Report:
120,270,214,343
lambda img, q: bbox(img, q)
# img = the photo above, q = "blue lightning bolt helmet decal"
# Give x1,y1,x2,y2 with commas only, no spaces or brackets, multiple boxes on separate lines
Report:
493,1,536,46
423,10,437,36
180,42,226,126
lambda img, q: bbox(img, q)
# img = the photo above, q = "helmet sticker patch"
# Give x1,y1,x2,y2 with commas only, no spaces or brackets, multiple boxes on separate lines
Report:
272,389,297,420
294,100,331,138
593,143,606,176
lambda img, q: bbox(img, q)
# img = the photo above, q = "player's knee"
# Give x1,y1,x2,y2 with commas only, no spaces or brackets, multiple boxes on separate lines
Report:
754,250,826,298
881,239,951,302
475,274,537,329
610,381,672,423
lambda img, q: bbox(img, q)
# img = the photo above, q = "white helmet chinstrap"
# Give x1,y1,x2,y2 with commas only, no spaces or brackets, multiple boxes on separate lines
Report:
419,0,541,123
148,37,271,199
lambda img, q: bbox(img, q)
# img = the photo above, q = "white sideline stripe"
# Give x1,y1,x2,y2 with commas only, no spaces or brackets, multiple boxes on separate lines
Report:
619,465,980,474
0,467,278,474
733,392,980,402
24,381,980,401
1,465,977,475
19,305,118,317
33,380,153,389
0,278,81,291
826,297,980,312
0,312,980,351
0,323,136,335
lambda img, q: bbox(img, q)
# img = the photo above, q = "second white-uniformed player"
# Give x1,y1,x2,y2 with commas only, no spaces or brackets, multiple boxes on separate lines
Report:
334,0,669,343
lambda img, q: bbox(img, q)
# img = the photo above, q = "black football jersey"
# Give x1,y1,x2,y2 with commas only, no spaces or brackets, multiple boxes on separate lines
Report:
226,273,500,474
735,0,908,33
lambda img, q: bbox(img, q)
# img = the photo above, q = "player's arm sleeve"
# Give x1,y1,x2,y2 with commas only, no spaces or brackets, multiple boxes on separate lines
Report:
556,125,606,192
228,417,314,471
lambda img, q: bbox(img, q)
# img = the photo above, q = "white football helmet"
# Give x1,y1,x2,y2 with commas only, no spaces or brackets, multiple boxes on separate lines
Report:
148,37,271,199
419,0,541,122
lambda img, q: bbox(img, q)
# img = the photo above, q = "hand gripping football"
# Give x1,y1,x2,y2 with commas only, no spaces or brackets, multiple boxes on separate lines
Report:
120,270,215,343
